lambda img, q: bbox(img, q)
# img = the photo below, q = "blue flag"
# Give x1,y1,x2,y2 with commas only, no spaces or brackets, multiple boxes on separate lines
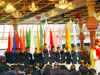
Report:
13,32,17,61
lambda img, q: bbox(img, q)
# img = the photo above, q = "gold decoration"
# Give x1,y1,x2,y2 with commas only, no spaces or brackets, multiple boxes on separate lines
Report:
0,0,5,7
94,12,100,21
13,11,22,18
49,0,55,1
55,0,75,10
48,10,57,17
55,0,69,9
67,19,73,25
5,3,16,13
29,2,38,12
67,2,75,10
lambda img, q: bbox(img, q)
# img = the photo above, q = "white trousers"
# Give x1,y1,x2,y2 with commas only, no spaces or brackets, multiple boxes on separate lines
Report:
95,60,100,74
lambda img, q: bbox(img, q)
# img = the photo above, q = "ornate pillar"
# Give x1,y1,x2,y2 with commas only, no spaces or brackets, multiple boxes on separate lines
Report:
12,19,18,41
78,18,85,50
86,0,99,49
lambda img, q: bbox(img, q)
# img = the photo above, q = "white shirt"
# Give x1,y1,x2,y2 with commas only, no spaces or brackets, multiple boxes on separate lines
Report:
92,46,99,60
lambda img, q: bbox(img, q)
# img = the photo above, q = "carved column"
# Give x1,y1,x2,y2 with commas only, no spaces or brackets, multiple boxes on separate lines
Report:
86,1,99,49
78,18,85,50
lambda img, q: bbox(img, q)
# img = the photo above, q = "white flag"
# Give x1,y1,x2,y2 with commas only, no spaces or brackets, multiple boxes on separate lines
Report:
73,24,77,46
30,30,35,55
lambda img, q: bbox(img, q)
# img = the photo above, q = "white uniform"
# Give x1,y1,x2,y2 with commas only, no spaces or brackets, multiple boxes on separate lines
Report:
92,46,100,74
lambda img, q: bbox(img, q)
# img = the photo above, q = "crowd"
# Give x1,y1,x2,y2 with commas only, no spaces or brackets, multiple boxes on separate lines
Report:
4,44,99,75
5,44,90,65
0,61,98,75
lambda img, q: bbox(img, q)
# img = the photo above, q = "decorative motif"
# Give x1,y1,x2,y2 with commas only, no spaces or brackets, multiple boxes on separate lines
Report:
21,5,28,13
76,14,80,18
5,3,16,13
12,19,18,23
55,0,75,10
67,2,75,10
35,16,41,20
13,11,22,18
94,12,100,21
78,32,85,40
48,10,57,17
29,2,38,12
0,0,5,7
86,17,99,30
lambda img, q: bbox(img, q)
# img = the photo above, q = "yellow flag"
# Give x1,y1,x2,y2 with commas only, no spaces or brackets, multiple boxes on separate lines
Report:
37,25,40,53
68,24,72,52
90,49,95,69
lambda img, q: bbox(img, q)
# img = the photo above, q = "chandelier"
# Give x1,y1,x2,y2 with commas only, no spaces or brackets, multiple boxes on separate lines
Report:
55,0,75,10
0,0,5,7
95,12,100,21
67,2,75,10
13,11,22,18
5,3,16,13
29,2,38,12
48,10,57,17
49,0,55,1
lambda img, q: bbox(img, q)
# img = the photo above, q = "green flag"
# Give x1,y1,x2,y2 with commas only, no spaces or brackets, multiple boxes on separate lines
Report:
29,28,31,48
26,29,29,48
40,21,43,48
33,32,37,48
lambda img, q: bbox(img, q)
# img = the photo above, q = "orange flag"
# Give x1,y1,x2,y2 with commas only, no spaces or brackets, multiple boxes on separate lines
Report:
65,24,68,48
22,28,25,52
10,31,13,52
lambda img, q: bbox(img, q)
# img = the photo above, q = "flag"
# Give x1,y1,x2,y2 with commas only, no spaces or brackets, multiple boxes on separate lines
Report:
37,25,40,53
20,29,22,52
44,29,46,45
22,28,25,52
13,32,17,53
67,24,72,51
29,28,31,48
44,19,49,45
13,32,17,61
50,28,54,51
10,31,13,52
40,21,43,48
17,31,20,52
30,29,35,54
7,32,11,52
65,25,68,47
73,24,77,46
59,28,62,46
33,32,37,48
53,31,57,51
26,29,29,48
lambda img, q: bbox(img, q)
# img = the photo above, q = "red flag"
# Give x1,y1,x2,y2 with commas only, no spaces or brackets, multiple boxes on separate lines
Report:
20,29,22,52
65,25,68,47
50,28,54,51
17,31,20,52
7,32,11,52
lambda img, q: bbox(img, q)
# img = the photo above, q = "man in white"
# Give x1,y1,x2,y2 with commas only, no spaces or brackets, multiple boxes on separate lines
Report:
92,39,100,74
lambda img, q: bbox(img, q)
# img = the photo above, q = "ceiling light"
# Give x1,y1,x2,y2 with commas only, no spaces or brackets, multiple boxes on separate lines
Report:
5,3,16,13
29,2,38,12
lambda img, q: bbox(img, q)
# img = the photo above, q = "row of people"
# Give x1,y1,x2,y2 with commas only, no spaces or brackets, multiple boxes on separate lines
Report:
5,44,81,65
